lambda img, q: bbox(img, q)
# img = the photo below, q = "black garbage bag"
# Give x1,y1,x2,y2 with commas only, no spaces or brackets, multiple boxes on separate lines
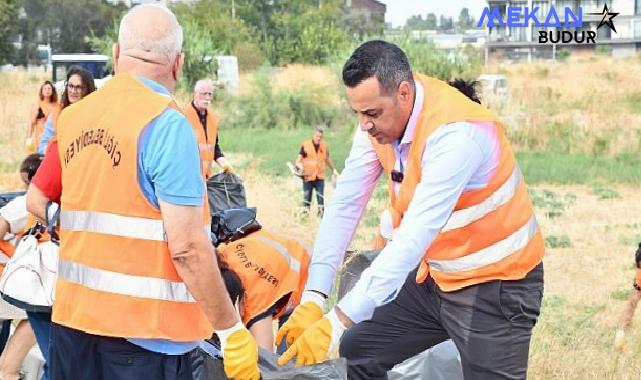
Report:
337,250,381,298
336,250,464,380
211,207,262,245
207,172,247,215
192,344,347,380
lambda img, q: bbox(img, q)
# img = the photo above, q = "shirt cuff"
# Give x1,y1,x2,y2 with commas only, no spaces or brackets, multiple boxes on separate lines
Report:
304,262,337,296
156,192,203,207
337,288,377,324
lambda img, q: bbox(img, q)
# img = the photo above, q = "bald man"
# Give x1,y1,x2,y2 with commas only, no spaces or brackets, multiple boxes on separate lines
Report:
183,79,232,178
31,4,259,380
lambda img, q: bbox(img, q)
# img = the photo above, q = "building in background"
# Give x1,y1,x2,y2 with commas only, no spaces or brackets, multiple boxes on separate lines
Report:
344,0,387,37
484,0,641,62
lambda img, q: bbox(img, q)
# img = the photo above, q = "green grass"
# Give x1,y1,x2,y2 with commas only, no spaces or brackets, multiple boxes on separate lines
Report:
517,151,641,185
219,128,641,185
219,127,354,177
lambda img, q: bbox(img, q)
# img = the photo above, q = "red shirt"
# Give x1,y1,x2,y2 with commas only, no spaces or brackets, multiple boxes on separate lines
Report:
32,141,62,204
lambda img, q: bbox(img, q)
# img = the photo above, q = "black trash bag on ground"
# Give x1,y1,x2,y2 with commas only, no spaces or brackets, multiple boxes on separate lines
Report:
192,344,347,380
207,172,246,215
337,250,464,380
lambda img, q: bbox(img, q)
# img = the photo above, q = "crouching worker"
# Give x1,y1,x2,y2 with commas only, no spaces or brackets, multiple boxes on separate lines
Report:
209,209,311,352
615,242,641,351
217,229,311,351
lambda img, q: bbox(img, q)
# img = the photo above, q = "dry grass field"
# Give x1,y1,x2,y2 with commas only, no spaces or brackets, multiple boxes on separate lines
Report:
1,56,641,379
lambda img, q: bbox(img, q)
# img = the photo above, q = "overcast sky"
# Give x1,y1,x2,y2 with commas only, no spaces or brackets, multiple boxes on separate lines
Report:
378,0,488,28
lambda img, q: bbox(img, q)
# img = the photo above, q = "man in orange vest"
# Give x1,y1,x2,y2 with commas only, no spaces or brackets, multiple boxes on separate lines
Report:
278,40,544,379
295,127,339,217
25,5,259,380
183,79,232,178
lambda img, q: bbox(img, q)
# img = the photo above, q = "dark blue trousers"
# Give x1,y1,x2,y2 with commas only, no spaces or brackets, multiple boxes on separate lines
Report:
49,323,194,380
27,310,52,380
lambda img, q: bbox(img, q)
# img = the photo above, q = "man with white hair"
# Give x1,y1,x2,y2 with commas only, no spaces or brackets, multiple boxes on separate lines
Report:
183,79,232,178
28,4,260,380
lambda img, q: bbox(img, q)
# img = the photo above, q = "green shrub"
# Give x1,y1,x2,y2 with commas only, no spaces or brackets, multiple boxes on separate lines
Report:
556,49,571,61
220,67,352,130
545,235,572,249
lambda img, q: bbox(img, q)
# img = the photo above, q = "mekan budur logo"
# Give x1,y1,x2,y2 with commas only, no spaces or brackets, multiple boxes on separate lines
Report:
478,3,618,44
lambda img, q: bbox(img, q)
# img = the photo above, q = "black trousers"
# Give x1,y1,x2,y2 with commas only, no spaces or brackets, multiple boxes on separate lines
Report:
49,323,195,380
302,179,325,215
340,264,544,380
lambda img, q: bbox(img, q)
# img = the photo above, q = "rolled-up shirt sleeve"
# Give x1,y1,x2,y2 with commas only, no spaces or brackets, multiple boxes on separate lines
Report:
305,126,383,295
337,128,485,323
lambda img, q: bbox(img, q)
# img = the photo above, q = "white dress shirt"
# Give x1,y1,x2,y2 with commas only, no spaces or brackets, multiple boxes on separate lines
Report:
305,81,503,323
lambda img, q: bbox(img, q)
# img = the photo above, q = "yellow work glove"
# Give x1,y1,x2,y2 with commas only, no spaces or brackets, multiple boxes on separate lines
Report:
24,137,35,153
277,308,347,366
222,164,234,173
276,290,325,347
216,321,260,380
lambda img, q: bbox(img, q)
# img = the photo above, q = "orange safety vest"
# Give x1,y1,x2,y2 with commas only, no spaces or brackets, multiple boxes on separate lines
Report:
54,73,212,341
371,74,544,292
183,104,219,179
301,140,328,181
0,241,15,274
635,269,641,289
217,230,310,324
33,100,60,147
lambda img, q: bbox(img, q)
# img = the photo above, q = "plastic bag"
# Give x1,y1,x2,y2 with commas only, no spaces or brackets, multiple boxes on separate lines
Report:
337,250,464,380
192,345,347,380
207,172,247,215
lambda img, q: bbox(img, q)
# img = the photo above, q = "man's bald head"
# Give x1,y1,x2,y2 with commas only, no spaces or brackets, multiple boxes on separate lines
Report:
118,4,182,63
114,4,184,90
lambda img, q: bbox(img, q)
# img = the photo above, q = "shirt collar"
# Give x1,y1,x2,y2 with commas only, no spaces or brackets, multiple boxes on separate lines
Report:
137,76,171,98
191,101,207,117
397,80,424,149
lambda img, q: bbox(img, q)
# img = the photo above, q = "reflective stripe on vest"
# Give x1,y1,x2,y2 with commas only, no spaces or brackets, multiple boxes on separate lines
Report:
253,235,301,273
61,210,210,241
59,259,196,303
442,166,522,233
61,210,166,241
429,214,539,273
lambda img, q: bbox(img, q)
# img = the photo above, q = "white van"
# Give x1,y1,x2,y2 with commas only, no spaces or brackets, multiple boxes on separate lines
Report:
477,74,508,105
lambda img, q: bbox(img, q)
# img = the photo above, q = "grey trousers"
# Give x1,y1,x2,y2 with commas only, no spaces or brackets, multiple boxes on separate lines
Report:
339,263,544,380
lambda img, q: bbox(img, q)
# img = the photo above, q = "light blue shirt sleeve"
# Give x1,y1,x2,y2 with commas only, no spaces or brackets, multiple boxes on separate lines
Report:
37,115,56,155
337,128,487,323
138,108,204,209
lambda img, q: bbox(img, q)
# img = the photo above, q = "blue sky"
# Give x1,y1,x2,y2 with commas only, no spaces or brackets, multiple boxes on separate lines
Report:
378,0,488,28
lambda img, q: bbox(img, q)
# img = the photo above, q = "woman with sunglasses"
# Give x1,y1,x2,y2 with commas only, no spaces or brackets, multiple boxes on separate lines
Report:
36,67,96,155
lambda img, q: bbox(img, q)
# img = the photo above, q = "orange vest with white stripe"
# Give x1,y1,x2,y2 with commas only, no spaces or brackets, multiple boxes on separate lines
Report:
301,140,328,181
183,104,219,179
217,230,310,324
371,74,544,292
34,100,60,147
54,74,212,341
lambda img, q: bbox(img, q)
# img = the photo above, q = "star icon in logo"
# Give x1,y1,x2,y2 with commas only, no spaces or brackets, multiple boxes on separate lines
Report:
587,3,619,33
